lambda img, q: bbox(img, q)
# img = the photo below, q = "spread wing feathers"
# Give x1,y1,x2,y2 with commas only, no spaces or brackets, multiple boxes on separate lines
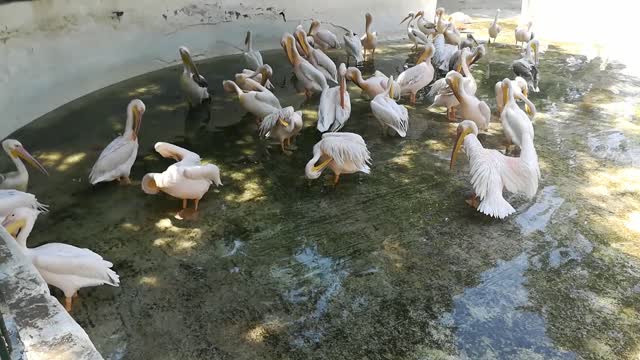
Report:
318,88,351,132
192,73,208,88
319,133,371,170
260,107,294,137
370,96,409,137
0,190,48,216
427,78,451,97
89,137,138,182
181,164,221,183
154,142,201,164
32,245,120,286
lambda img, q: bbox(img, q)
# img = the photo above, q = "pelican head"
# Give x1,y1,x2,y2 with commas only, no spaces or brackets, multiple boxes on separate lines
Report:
179,46,197,72
281,33,298,64
416,10,425,18
2,207,39,245
501,78,512,106
255,64,274,84
305,146,332,180
468,45,486,66
467,33,478,45
294,28,311,56
309,20,321,35
445,71,464,97
401,12,416,24
456,47,473,72
450,120,479,170
417,43,435,64
127,99,146,138
2,140,48,176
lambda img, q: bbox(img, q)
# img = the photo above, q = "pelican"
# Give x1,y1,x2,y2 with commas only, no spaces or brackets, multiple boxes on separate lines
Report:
512,39,540,92
448,44,485,73
3,207,119,311
401,12,423,50
443,22,461,46
416,10,436,34
305,132,371,185
515,21,534,47
432,33,459,72
428,48,476,120
488,9,502,44
259,107,303,154
449,12,473,30
295,28,337,83
178,46,209,106
223,80,281,122
295,24,315,53
345,67,401,99
237,64,274,91
0,140,48,192
308,20,340,49
450,120,539,219
89,100,145,186
142,142,222,220
243,31,263,70
459,34,478,50
282,33,328,98
446,71,490,130
333,25,364,66
495,77,533,114
371,77,409,137
318,64,351,132
0,189,47,222
499,78,537,154
435,8,448,33
360,13,377,61
397,43,435,104
410,28,432,47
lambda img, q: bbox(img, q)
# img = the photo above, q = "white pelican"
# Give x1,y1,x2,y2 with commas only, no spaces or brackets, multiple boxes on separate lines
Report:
495,77,533,114
0,189,47,222
305,132,371,185
512,39,540,92
178,47,210,106
345,67,401,99
259,107,303,154
410,28,432,47
142,142,222,220
450,120,539,219
446,71,490,130
295,28,337,83
360,13,378,61
243,31,263,70
295,24,315,54
401,12,423,50
0,140,48,192
332,25,364,66
223,80,281,122
3,207,119,311
282,33,328,99
432,33,459,72
428,48,476,120
488,9,502,44
237,64,274,91
415,10,436,34
459,34,478,50
89,99,145,186
308,20,340,50
515,21,534,47
448,44,485,73
318,63,351,132
435,8,448,33
371,77,409,137
499,78,537,154
397,43,435,104
443,22,461,46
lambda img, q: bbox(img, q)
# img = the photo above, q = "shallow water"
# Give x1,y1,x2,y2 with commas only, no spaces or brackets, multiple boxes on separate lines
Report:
5,34,640,359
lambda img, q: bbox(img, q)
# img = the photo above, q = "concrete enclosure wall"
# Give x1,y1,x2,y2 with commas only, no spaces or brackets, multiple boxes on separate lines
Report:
0,0,436,137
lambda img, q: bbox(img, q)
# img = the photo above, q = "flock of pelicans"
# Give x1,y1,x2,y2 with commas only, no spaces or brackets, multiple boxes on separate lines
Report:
0,8,541,312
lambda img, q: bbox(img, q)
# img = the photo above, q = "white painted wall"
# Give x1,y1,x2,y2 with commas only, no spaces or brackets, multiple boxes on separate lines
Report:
0,0,436,137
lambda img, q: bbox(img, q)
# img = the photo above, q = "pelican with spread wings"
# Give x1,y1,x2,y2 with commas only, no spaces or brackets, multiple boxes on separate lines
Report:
305,132,371,185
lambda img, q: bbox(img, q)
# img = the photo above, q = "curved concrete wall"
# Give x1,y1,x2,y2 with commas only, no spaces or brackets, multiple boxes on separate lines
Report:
0,0,435,137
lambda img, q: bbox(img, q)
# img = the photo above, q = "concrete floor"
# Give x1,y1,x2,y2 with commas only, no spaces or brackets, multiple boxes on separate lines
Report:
4,17,640,360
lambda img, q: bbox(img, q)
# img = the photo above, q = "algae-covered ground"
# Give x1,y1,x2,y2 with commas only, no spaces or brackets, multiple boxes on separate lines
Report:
4,19,640,360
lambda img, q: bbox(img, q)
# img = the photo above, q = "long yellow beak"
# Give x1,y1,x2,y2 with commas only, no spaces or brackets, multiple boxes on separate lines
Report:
312,157,333,172
296,32,309,56
12,147,49,176
133,107,143,139
450,127,472,170
388,82,395,98
502,83,509,107
3,219,25,238
278,118,290,127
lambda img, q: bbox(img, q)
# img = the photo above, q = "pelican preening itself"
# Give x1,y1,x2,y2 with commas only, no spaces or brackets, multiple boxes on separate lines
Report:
495,77,532,115
178,46,210,106
333,24,364,66
308,20,340,50
499,78,537,154
318,63,351,132
2,207,120,311
282,33,328,98
259,106,303,154
450,120,539,219
305,132,371,185
371,77,409,137
515,21,534,47
488,9,502,44
446,71,490,131
223,80,281,122
360,13,378,61
237,64,274,91
0,140,48,192
512,39,540,92
89,99,145,186
243,31,264,70
142,142,222,220
295,28,338,83
345,67,401,99
397,43,436,104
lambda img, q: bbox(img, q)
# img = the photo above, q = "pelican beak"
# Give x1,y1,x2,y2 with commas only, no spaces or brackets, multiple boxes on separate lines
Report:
449,77,459,94
401,14,412,24
388,82,395,98
523,88,529,99
456,63,462,73
502,82,509,107
2,218,25,238
312,158,333,173
133,106,144,139
278,118,290,127
296,31,309,56
450,127,473,170
12,146,48,176
471,35,478,46
525,103,532,115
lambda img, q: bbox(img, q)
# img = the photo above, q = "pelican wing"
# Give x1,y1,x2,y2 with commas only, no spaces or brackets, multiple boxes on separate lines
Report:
243,50,263,71
312,50,338,81
181,164,221,183
317,88,337,132
320,132,371,169
154,142,201,164
260,107,294,137
31,244,120,286
192,74,208,88
427,78,451,97
298,60,328,90
410,29,430,44
343,34,364,62
371,96,409,137
89,137,138,182
0,190,48,216
254,90,282,109
316,29,340,48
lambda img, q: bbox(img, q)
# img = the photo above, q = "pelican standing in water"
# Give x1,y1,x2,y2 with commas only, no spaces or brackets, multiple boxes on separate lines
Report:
0,189,47,222
142,142,222,220
243,31,263,70
495,76,531,114
0,140,48,192
499,78,537,154
345,67,401,99
259,107,303,154
89,99,145,185
446,71,490,130
308,20,340,50
397,43,435,104
282,33,328,99
333,25,364,66
428,48,476,121
450,120,539,219
360,13,377,61
178,47,210,106
488,9,502,44
295,28,338,83
223,80,281,123
318,63,351,132
401,12,422,50
2,207,120,311
512,39,540,92
305,132,371,185
515,21,534,48
371,77,409,137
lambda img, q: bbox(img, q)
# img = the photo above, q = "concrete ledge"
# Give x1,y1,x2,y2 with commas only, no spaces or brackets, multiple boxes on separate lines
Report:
0,228,103,360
